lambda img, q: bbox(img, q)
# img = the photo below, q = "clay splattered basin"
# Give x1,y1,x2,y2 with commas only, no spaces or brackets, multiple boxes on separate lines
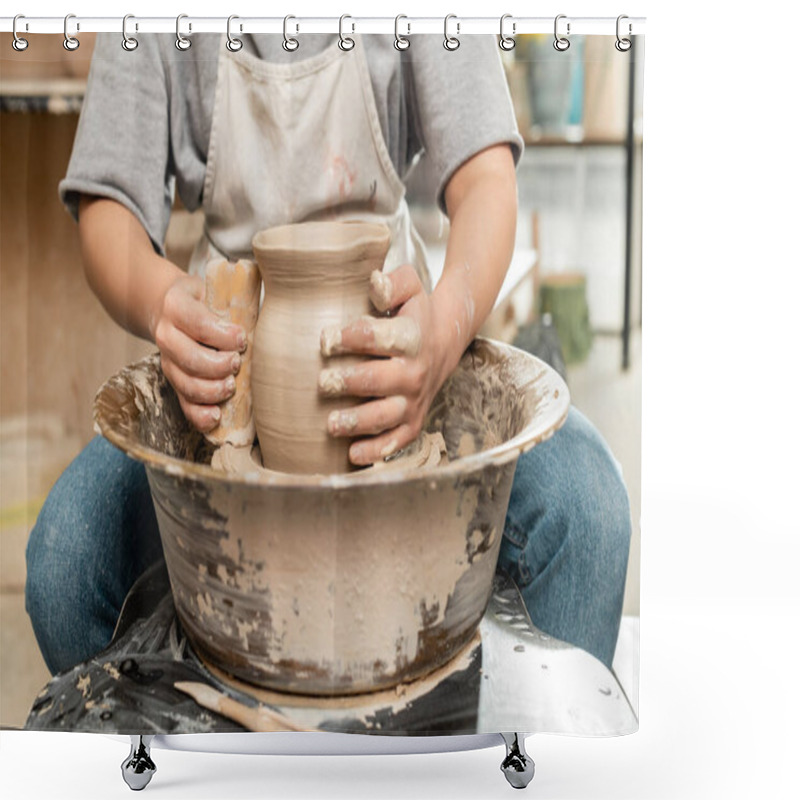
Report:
94,339,569,695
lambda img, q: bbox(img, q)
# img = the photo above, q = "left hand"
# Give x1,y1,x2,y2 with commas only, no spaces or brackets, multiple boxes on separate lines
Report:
318,265,451,466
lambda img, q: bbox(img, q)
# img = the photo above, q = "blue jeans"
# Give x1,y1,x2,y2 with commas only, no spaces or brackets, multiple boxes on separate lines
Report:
25,408,630,675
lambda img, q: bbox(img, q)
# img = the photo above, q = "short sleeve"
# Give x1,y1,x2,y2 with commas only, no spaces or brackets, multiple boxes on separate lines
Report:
408,35,524,214
59,33,173,255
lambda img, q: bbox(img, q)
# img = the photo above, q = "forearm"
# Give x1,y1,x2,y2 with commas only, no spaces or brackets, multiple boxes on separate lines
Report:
78,195,246,433
432,144,517,376
78,195,183,342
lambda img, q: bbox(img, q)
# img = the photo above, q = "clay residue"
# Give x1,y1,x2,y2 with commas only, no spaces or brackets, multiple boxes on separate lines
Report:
370,316,421,356
369,430,447,472
457,432,478,458
318,367,348,395
102,662,121,681
126,362,164,429
211,431,448,478
94,353,216,467
427,346,527,462
320,316,421,358
319,325,343,359
76,674,91,699
327,409,359,435
369,269,393,312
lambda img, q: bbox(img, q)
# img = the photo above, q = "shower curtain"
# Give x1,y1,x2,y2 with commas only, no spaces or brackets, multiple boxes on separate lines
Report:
0,17,642,750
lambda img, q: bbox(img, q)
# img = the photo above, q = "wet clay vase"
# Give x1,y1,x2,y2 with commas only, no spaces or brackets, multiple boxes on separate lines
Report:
251,221,391,475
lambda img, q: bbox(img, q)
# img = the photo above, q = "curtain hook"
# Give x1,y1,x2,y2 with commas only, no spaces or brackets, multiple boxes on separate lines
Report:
227,15,243,52
499,14,516,51
615,15,632,52
394,14,410,51
283,15,299,52
553,14,570,51
63,13,80,51
175,14,191,51
338,14,355,51
443,14,460,51
12,14,28,52
122,14,138,51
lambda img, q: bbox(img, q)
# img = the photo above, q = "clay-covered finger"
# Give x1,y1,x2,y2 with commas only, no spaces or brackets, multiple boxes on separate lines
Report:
167,326,241,379
327,396,408,438
162,360,237,406
349,423,416,466
320,316,421,358
173,292,247,353
369,264,423,313
318,359,407,398
178,396,222,433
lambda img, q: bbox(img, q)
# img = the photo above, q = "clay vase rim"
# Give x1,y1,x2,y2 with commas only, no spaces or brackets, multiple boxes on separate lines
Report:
252,221,391,264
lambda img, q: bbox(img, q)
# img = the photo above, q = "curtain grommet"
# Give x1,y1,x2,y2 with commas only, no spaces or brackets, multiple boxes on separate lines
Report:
122,14,138,51
394,14,410,51
338,14,355,51
554,14,570,51
443,14,460,51
226,14,243,52
175,13,191,51
615,15,632,52
12,14,28,51
499,14,516,51
63,13,80,51
283,15,299,52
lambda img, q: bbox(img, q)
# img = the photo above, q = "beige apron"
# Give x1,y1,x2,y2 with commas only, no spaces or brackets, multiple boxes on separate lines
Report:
189,36,429,290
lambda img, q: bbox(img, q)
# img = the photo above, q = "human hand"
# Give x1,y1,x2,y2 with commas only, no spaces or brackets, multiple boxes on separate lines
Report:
153,275,247,432
318,265,452,466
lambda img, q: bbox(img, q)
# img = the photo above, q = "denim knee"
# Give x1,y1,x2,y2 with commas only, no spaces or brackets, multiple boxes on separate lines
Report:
499,407,632,667
25,437,162,675
25,490,109,675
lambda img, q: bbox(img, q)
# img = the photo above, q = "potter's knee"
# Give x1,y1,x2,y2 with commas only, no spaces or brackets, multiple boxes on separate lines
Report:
26,503,116,675
571,474,631,582
563,413,632,567
25,442,109,640
25,502,89,629
25,450,99,595
25,519,73,674
504,408,631,574
24,521,48,623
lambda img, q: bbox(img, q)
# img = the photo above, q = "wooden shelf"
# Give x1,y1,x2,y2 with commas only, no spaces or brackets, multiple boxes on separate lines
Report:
0,77,86,113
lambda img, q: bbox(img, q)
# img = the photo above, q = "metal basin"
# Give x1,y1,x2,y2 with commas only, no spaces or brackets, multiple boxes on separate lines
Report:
94,338,569,695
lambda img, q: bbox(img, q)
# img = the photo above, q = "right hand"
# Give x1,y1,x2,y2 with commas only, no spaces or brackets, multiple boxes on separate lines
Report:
152,275,247,432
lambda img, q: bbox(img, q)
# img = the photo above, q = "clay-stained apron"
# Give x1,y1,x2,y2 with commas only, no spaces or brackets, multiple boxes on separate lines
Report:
188,34,429,290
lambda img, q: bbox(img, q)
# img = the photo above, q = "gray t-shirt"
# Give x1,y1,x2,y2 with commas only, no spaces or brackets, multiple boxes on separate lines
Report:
60,33,523,256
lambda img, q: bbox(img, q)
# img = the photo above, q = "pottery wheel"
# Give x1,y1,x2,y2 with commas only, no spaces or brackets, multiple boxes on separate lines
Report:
24,559,480,735
24,560,637,737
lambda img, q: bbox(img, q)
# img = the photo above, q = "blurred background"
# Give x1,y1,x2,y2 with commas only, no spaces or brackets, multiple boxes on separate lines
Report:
0,34,643,727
